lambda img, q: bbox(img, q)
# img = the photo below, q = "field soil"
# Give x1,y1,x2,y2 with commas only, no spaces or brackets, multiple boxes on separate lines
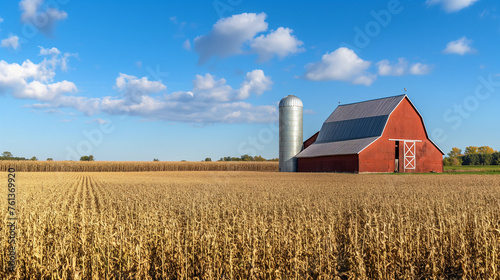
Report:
1,171,500,279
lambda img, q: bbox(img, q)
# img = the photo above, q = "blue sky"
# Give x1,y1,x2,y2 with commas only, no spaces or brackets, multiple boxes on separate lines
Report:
0,0,499,161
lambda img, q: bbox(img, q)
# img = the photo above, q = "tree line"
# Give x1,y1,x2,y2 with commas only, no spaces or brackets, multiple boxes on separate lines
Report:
0,151,38,161
1,151,94,161
443,146,499,166
202,155,279,162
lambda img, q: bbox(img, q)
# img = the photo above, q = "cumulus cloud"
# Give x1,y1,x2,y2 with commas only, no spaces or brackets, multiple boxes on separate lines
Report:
38,46,77,72
0,46,77,101
377,58,408,76
194,13,268,64
304,47,375,86
97,70,275,123
19,0,68,35
409,63,433,75
304,49,434,85
115,73,166,104
13,62,276,123
377,58,433,76
250,27,304,62
194,13,304,63
443,36,476,55
236,70,273,100
1,35,20,50
426,0,479,12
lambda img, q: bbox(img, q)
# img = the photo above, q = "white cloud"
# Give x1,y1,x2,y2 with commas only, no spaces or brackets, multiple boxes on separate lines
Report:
443,36,475,55
250,27,304,62
1,35,20,50
86,118,109,124
183,39,191,51
97,70,275,123
39,46,59,56
377,58,433,76
236,69,273,100
0,47,77,101
304,47,375,86
38,46,76,72
194,13,268,64
193,13,305,64
190,73,233,102
115,73,166,105
377,58,408,76
19,0,68,35
0,17,4,23
426,0,479,12
24,69,276,123
409,63,433,75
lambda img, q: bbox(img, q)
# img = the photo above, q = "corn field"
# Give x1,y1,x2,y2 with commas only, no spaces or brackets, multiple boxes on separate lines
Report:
0,161,278,172
1,171,500,279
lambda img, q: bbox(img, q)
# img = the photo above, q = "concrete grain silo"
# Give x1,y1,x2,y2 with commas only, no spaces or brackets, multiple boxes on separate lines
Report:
279,95,303,172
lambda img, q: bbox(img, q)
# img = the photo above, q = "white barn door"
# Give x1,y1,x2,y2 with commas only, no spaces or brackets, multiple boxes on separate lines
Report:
404,141,416,170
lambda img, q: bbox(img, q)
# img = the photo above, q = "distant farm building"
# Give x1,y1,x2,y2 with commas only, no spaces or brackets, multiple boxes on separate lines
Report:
279,94,444,173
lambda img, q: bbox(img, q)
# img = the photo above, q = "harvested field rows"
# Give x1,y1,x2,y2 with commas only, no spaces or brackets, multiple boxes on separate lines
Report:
1,172,500,279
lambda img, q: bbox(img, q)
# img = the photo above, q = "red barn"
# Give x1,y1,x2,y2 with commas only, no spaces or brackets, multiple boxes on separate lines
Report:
296,94,444,173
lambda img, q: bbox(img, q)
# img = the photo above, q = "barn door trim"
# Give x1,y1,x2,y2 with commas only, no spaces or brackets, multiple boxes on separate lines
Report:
388,139,422,143
403,141,416,170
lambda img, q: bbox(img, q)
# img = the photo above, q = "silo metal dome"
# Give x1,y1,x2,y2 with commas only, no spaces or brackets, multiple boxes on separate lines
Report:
279,95,303,108
279,95,303,172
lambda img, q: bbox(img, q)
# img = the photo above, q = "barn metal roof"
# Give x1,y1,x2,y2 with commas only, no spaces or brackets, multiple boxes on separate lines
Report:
296,95,406,158
296,137,379,158
325,95,405,122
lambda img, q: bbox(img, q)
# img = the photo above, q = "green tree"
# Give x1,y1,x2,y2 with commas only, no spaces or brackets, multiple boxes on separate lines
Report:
204,157,212,162
2,151,13,158
465,146,478,155
30,156,38,161
480,153,493,165
493,152,500,165
240,154,254,161
478,146,496,155
462,154,480,165
80,155,95,161
47,158,54,161
447,147,462,158
153,158,159,161
253,155,266,161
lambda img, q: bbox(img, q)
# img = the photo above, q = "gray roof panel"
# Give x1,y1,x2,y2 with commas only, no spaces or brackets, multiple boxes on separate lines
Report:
325,94,405,122
315,115,388,143
296,137,379,158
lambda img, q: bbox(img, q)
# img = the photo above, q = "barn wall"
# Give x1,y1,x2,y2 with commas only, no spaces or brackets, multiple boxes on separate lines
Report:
298,154,359,173
359,98,443,173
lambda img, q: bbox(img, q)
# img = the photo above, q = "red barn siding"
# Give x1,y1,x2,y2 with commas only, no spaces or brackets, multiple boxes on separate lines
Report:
298,155,359,173
359,98,443,173
303,131,319,150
